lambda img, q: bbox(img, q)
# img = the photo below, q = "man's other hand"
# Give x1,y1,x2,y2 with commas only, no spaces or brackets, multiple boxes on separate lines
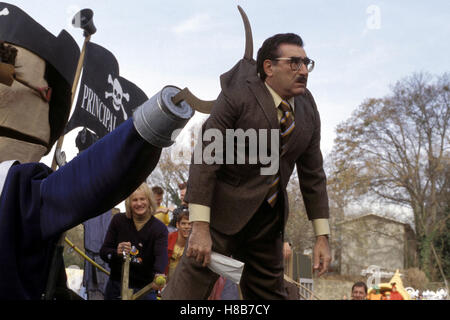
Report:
186,221,212,267
313,235,331,277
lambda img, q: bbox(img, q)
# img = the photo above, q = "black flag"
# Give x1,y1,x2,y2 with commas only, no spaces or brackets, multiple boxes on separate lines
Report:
64,42,147,138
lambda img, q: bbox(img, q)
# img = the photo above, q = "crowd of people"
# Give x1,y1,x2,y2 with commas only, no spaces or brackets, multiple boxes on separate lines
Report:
93,178,309,300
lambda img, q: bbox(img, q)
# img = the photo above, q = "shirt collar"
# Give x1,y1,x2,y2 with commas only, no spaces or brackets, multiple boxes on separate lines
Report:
264,82,295,111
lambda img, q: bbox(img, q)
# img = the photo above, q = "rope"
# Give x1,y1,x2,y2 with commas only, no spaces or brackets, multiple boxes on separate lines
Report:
284,274,321,300
64,237,110,276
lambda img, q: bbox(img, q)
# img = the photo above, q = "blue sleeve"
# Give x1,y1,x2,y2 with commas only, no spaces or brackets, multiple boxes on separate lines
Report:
40,119,162,240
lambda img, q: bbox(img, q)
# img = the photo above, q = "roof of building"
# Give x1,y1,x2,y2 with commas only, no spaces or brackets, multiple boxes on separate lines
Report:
337,214,415,233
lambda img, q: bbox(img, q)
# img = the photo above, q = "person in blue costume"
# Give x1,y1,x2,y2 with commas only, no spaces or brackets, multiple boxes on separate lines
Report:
0,3,193,300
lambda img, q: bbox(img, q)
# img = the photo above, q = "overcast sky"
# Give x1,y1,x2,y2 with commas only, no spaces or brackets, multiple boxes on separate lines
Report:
6,0,450,166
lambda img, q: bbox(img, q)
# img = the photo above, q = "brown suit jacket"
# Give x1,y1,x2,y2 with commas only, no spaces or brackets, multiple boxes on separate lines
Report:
185,59,329,235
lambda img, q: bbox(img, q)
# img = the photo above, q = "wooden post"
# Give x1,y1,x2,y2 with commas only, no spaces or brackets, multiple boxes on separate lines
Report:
121,253,133,300
131,282,154,301
50,35,90,171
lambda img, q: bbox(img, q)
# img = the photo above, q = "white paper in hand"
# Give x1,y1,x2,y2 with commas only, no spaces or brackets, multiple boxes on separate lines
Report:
208,251,244,285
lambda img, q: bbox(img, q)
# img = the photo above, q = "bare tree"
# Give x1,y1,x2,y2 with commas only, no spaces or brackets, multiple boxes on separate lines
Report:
146,148,189,206
331,72,449,285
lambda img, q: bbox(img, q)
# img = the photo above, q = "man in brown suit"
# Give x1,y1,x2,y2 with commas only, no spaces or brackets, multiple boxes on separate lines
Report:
162,33,331,300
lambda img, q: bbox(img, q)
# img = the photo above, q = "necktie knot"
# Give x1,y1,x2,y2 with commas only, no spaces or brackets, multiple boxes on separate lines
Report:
278,100,295,139
278,100,292,114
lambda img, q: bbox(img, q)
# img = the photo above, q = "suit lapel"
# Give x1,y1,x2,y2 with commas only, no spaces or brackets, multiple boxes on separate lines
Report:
247,77,279,130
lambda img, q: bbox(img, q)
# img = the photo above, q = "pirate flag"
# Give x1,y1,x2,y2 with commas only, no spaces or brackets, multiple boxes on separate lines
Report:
64,42,147,139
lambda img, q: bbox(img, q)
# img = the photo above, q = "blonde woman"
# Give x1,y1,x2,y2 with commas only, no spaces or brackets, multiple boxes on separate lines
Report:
100,183,168,300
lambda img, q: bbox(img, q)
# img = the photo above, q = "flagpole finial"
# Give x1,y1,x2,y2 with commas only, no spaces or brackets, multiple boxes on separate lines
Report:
72,9,96,37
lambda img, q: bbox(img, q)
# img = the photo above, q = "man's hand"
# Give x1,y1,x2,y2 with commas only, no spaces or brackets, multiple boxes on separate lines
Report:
313,235,331,277
283,241,292,260
186,221,212,267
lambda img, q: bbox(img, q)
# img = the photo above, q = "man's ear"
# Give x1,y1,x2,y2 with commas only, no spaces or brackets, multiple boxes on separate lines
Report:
263,59,274,78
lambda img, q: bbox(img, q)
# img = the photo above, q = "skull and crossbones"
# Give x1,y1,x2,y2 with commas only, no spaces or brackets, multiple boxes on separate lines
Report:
0,8,9,16
105,74,129,120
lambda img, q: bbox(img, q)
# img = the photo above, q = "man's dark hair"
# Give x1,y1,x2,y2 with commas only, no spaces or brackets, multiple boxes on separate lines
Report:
256,33,304,82
352,281,368,294
178,182,187,190
151,186,164,195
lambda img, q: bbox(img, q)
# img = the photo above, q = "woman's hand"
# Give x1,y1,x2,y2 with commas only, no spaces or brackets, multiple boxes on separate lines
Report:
151,273,167,290
117,241,131,256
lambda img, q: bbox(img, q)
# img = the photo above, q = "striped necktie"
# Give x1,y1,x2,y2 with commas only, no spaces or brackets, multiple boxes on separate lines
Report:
266,99,295,207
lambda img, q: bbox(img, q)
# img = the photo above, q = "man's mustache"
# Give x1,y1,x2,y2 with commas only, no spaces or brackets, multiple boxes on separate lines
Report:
296,76,308,83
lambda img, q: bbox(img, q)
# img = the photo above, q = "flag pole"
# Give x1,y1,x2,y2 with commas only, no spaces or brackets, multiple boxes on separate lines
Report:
51,9,96,170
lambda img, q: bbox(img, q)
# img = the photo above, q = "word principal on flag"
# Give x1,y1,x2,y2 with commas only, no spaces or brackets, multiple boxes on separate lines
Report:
65,42,147,138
